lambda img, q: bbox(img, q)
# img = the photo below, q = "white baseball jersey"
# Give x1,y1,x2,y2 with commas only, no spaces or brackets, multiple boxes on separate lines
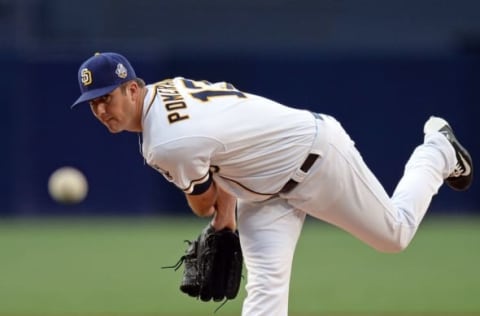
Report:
74,50,466,316
141,77,317,200
140,77,459,316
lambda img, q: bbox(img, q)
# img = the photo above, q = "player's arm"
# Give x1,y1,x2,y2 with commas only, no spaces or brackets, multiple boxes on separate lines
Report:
211,184,237,231
186,181,217,217
186,181,237,231
147,140,235,225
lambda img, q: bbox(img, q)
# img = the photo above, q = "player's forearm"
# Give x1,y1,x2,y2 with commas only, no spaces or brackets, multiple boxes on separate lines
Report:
185,183,217,217
211,185,237,231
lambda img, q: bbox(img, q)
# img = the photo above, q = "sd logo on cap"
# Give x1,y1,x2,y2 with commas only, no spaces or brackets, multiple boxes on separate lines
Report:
71,52,137,108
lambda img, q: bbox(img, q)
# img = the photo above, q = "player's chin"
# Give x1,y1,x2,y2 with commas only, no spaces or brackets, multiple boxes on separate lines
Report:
104,122,123,133
107,126,123,134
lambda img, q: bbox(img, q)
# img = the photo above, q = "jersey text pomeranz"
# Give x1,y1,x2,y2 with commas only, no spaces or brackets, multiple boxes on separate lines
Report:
155,79,189,124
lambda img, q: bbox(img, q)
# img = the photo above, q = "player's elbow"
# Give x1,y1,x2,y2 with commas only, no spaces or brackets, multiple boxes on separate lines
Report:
186,195,216,217
190,204,215,217
185,182,217,218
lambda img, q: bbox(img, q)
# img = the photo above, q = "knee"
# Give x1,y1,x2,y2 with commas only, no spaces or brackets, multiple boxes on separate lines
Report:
378,244,407,254
373,238,410,254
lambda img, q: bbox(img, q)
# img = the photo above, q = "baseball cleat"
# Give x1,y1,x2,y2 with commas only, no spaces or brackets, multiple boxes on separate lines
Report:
424,116,473,191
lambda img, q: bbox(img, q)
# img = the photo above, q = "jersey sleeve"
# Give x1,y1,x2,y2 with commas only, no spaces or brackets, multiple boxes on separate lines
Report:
146,137,220,195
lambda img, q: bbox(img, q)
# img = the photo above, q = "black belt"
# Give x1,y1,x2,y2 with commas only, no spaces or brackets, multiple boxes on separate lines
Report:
279,153,319,193
279,112,323,194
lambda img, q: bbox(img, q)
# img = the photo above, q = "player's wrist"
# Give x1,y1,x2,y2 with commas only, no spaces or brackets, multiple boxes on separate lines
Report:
211,211,236,231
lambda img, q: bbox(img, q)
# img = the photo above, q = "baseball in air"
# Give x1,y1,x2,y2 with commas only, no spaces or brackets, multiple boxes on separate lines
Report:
48,167,88,204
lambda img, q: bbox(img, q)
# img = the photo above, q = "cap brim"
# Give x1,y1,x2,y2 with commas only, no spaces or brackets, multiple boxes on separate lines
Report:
70,84,120,108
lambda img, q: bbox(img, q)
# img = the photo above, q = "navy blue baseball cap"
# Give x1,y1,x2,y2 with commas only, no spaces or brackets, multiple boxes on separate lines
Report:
71,52,137,107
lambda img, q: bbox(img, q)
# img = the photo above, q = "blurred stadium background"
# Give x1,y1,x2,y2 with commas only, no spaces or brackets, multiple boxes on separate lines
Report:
0,0,479,315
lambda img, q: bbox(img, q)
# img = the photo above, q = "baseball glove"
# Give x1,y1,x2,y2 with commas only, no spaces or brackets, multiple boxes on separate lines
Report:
165,224,243,302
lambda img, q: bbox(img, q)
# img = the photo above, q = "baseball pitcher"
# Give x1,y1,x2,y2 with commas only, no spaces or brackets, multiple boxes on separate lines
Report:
72,52,473,316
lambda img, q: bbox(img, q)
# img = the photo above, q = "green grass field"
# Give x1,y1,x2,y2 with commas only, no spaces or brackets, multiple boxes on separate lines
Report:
0,216,479,316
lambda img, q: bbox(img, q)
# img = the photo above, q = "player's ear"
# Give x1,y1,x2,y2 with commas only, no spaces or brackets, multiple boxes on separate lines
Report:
128,81,140,101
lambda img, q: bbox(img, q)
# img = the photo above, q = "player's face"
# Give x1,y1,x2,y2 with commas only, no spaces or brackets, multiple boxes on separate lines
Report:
89,84,138,133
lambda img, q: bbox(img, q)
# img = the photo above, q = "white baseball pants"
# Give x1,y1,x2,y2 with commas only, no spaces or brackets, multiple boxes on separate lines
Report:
237,115,456,316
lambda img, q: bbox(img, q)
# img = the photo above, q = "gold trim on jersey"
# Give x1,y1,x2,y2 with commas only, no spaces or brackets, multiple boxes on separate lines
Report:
217,175,277,197
144,84,159,119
